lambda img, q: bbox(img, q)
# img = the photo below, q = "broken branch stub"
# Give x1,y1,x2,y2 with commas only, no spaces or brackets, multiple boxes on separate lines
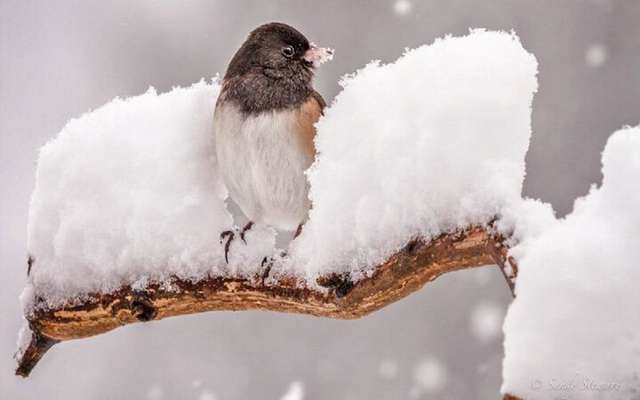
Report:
15,225,511,377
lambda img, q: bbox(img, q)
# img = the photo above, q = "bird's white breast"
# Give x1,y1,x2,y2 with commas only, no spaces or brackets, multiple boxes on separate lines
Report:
214,103,314,231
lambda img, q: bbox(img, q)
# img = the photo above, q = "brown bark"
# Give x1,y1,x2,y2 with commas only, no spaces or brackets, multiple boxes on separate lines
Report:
16,225,511,378
503,395,523,400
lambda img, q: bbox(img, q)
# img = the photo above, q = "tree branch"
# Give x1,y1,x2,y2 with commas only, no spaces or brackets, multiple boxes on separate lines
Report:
16,225,511,377
503,394,523,400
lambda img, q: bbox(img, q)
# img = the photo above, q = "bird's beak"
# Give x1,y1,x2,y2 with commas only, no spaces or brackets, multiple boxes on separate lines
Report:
303,43,334,68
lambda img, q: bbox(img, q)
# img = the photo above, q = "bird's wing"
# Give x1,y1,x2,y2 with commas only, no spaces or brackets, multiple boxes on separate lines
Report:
296,93,325,159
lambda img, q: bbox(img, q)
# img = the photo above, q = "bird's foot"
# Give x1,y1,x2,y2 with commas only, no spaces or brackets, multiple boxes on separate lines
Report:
220,230,235,264
240,221,254,244
258,250,287,285
259,256,274,285
220,221,254,264
27,254,35,277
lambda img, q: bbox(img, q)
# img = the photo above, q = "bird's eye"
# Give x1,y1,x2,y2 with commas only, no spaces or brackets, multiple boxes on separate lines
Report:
282,45,295,58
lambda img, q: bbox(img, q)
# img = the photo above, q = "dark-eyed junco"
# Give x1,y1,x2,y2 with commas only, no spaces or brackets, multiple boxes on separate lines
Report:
214,22,333,262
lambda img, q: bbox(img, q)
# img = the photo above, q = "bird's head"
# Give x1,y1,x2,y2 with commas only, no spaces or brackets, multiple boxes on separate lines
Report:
224,22,333,80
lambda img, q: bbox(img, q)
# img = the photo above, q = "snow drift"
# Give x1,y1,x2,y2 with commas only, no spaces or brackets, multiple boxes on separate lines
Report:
502,126,640,400
25,81,276,309
291,30,537,278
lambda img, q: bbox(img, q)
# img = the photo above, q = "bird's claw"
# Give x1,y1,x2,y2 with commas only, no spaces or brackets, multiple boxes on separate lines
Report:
240,221,254,244
220,230,235,264
259,250,288,285
260,256,273,284
27,254,34,277
220,222,254,264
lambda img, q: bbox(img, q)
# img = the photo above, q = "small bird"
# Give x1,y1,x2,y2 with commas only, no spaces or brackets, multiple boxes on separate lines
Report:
214,22,333,262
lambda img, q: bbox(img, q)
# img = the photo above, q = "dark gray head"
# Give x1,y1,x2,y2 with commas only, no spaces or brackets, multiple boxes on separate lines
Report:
219,23,332,114
226,23,319,79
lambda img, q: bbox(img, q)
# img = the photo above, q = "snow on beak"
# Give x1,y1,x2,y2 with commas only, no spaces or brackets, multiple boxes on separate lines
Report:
303,43,334,68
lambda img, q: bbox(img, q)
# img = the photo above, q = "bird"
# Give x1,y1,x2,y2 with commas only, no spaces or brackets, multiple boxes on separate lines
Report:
214,22,333,263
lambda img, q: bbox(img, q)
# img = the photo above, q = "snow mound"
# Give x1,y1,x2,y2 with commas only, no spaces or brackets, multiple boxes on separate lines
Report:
25,80,274,310
502,126,640,399
290,29,538,279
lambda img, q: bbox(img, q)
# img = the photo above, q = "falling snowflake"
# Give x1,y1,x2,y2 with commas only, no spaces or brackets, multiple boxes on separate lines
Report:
280,381,305,400
409,357,448,397
470,302,504,342
199,390,217,400
393,0,413,16
586,44,607,68
146,384,164,400
379,359,399,379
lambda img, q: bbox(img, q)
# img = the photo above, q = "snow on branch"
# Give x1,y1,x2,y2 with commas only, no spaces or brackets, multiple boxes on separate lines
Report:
16,226,511,377
17,30,538,378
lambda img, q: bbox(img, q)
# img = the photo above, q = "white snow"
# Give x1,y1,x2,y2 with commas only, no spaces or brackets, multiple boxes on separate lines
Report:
393,0,413,16
18,25,640,398
14,322,33,361
306,43,334,67
198,390,217,400
410,357,448,397
585,44,607,68
279,381,305,400
18,21,640,399
24,30,537,311
469,302,504,342
378,359,399,379
146,384,164,400
502,126,640,399
24,80,279,311
291,29,538,280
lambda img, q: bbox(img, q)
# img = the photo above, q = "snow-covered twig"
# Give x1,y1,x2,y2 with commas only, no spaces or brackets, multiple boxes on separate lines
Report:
15,225,511,377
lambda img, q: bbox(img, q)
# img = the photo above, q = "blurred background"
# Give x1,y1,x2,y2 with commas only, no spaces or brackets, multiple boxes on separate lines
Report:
1,1,639,399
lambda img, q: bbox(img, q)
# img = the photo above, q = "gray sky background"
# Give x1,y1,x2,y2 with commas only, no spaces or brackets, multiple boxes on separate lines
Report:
1,1,639,399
